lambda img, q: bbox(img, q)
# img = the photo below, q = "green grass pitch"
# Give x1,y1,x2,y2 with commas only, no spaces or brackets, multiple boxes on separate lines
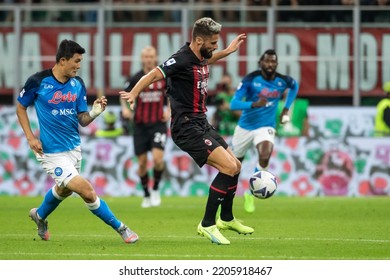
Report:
0,195,389,260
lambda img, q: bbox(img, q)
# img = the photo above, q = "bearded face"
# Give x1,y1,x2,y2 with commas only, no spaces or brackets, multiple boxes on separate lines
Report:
199,34,219,59
200,44,214,59
260,54,278,78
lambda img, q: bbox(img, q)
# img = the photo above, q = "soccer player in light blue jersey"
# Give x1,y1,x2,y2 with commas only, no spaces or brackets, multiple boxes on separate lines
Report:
230,49,299,213
16,39,138,243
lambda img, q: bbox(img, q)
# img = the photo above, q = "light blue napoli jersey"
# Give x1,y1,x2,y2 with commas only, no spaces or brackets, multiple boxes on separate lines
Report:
17,69,88,153
230,70,299,130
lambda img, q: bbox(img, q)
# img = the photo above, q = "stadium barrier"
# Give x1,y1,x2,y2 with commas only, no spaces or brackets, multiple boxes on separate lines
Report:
1,105,389,197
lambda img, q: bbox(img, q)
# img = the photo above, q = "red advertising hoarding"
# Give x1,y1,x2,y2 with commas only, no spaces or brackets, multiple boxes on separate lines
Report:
0,26,389,97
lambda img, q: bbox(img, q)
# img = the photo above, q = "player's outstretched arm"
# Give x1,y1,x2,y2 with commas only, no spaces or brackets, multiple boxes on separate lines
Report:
208,33,246,65
120,68,164,110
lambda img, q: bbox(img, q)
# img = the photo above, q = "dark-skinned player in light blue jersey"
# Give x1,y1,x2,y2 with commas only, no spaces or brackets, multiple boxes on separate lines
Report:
16,39,138,243
230,49,299,213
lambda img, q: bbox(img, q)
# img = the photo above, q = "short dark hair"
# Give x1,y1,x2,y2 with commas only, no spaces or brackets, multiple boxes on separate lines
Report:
259,49,278,63
56,39,85,63
192,17,222,40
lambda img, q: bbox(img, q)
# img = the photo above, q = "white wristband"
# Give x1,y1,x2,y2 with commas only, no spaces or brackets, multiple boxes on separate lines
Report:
89,103,103,118
89,110,99,118
281,114,290,124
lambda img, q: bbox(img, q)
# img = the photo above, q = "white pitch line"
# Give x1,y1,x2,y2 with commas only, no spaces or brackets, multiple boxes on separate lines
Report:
1,233,390,244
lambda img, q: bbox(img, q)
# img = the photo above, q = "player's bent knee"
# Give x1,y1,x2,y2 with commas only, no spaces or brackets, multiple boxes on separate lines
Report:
154,159,165,170
81,189,97,203
75,181,97,203
235,161,242,174
222,160,240,177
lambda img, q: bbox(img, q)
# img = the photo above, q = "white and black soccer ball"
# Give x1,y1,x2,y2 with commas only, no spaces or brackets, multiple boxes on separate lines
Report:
249,170,278,199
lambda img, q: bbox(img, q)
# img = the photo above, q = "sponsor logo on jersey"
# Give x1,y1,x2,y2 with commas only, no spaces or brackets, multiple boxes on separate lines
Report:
197,80,208,92
48,91,77,104
140,91,163,103
59,108,76,115
44,84,54,89
259,88,280,98
51,108,76,116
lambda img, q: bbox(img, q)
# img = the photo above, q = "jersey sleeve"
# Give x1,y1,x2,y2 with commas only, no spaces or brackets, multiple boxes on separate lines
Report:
157,54,184,79
230,76,253,111
283,76,299,109
75,77,88,113
17,74,41,108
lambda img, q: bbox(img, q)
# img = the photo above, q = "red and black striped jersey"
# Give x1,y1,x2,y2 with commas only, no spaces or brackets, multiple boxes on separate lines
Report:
157,43,209,121
125,70,167,124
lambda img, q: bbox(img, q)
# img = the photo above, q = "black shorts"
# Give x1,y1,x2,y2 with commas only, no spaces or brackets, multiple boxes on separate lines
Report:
133,122,167,156
170,115,228,167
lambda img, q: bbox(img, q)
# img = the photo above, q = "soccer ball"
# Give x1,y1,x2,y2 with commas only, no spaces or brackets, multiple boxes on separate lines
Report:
249,170,278,199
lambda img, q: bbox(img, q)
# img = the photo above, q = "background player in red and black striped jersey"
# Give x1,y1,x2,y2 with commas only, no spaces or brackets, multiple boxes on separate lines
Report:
121,46,170,208
120,18,252,245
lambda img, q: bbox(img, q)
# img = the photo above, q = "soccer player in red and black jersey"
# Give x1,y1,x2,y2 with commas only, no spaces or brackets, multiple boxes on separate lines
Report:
120,17,253,245
121,46,170,208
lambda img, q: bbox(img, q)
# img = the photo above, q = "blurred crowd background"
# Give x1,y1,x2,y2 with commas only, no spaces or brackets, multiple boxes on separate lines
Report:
1,0,390,23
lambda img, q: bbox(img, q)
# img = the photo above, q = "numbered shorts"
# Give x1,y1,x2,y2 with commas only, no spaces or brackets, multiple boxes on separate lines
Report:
35,146,81,188
133,122,168,155
232,126,275,159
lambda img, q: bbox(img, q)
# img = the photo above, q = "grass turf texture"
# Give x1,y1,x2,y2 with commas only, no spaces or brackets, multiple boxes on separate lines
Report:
0,195,389,260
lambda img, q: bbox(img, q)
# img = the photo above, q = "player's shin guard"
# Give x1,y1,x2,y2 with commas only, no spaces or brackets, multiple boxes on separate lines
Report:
87,197,121,230
220,173,239,221
37,186,65,220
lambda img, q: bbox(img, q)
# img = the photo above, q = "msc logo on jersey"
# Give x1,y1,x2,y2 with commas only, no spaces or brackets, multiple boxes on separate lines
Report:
54,167,63,176
60,109,76,115
51,109,76,116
